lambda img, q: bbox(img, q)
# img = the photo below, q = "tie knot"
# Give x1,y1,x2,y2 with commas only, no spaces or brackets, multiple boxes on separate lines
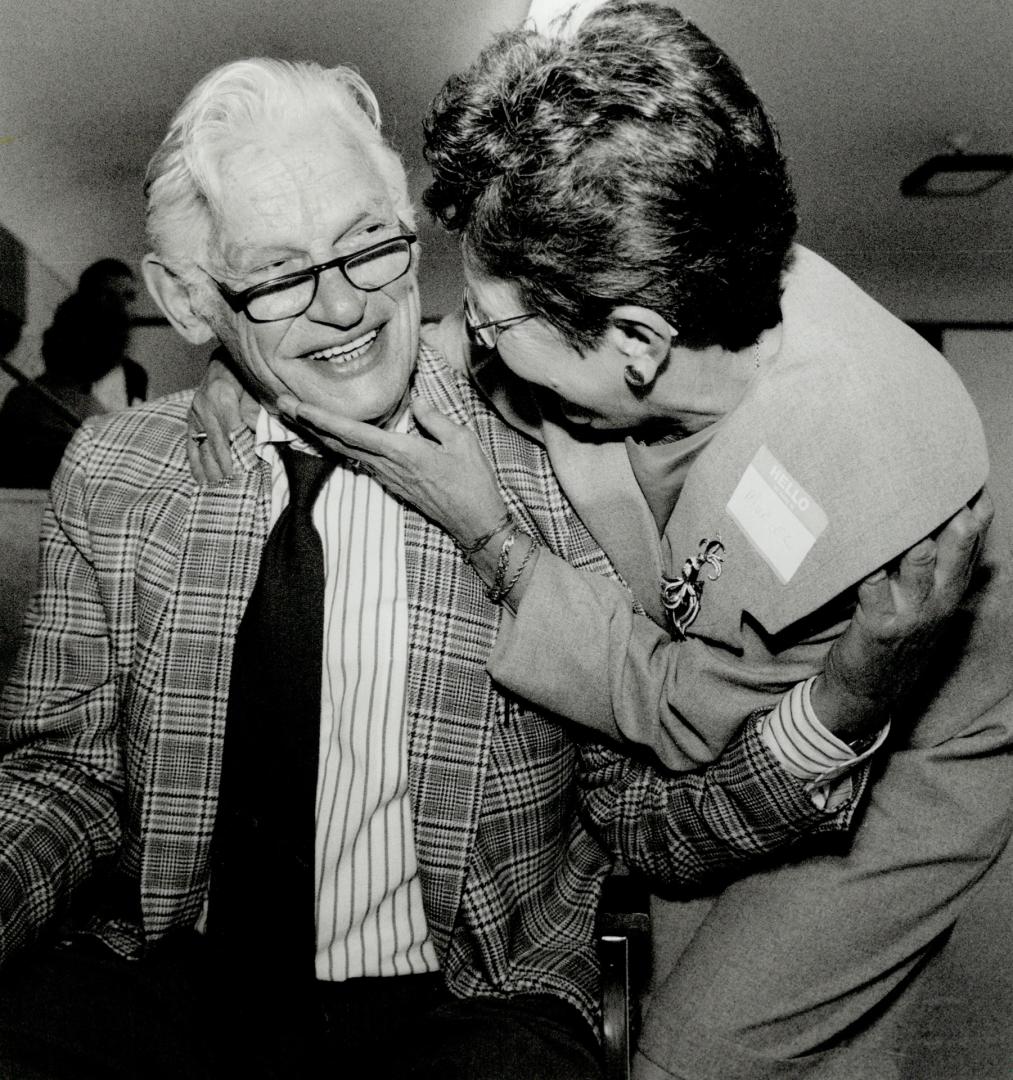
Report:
279,444,333,513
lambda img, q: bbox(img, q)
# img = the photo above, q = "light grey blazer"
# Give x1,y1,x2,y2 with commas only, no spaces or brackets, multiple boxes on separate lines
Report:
484,246,992,770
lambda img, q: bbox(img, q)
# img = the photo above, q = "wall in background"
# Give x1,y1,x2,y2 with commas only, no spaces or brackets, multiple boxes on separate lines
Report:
943,328,1013,526
838,253,1013,327
131,325,212,400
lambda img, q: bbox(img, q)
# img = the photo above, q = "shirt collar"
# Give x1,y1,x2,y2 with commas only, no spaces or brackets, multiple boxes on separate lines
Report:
254,408,317,462
252,404,411,464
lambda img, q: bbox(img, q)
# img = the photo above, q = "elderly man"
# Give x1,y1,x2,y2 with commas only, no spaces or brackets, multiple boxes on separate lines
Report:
0,56,982,1080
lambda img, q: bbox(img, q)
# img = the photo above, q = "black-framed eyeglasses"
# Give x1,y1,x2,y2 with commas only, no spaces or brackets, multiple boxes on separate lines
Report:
205,233,417,323
462,288,536,350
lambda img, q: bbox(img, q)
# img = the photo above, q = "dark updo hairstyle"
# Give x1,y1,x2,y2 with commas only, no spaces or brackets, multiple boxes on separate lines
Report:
423,1,797,352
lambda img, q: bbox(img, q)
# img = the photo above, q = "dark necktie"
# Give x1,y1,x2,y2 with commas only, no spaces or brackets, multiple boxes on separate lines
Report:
209,443,333,982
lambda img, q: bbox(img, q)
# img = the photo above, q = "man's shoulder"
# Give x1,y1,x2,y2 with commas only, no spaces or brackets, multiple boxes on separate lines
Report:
82,390,191,449
413,343,483,414
413,344,544,456
88,389,192,434
61,390,196,494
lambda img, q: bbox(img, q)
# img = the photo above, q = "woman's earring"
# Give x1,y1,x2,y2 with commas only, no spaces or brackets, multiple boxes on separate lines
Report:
624,364,647,388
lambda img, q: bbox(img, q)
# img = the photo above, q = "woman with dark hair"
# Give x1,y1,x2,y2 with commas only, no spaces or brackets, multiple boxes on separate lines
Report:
187,5,1008,1075
264,6,1009,1077
286,1,991,763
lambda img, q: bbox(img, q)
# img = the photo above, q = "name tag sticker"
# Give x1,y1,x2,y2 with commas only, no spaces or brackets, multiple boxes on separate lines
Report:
726,445,828,583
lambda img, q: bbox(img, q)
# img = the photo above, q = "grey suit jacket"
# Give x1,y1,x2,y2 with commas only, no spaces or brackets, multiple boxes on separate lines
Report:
483,247,995,771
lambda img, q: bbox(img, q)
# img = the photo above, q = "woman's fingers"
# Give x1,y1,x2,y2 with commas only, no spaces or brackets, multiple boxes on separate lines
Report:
279,396,386,456
204,410,234,479
188,348,244,479
932,493,992,598
276,393,509,544
200,438,227,485
185,432,211,485
410,397,465,443
891,535,938,611
279,396,472,477
187,396,226,485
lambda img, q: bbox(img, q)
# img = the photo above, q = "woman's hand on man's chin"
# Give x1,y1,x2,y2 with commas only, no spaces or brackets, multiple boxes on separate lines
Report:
278,393,511,549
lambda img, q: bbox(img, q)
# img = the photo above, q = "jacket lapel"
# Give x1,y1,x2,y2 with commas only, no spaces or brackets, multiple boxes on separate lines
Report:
134,407,495,957
401,503,498,962
401,363,507,962
138,435,269,941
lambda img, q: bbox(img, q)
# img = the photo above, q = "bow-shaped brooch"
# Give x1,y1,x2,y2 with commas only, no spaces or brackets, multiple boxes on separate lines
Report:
660,537,725,639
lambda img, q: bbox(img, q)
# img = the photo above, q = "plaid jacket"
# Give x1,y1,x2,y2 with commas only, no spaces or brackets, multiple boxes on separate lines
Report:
0,347,847,1029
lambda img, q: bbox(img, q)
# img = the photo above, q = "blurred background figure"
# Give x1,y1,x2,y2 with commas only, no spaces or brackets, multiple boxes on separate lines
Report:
76,258,148,409
0,291,130,488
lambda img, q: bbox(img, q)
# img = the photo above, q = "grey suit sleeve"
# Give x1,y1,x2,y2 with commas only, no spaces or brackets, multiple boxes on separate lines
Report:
489,548,834,772
578,718,866,889
0,427,124,965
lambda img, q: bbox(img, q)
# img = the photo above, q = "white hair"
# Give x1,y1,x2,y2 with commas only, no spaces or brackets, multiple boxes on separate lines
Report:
144,58,415,274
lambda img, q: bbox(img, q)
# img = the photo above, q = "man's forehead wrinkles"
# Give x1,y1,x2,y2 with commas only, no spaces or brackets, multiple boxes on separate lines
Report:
215,206,396,281
209,124,399,285
219,162,392,227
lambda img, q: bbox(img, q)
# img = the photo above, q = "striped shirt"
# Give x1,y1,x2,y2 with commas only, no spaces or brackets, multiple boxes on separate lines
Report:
257,410,438,982
763,676,888,810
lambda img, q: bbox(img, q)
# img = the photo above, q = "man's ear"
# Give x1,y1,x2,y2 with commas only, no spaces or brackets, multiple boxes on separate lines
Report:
141,254,215,345
604,305,677,387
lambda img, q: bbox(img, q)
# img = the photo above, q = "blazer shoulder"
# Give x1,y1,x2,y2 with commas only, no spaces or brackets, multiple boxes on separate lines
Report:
82,390,194,453
57,391,200,511
414,345,545,457
670,290,987,638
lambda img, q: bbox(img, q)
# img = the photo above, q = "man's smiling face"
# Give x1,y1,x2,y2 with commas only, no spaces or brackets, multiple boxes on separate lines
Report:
204,117,419,428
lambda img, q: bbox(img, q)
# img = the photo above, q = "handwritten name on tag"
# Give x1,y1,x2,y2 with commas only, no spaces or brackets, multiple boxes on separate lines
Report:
726,445,827,583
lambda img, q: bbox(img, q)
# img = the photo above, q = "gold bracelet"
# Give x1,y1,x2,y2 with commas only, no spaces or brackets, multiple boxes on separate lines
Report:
486,532,539,604
484,528,517,602
499,536,539,603
457,512,513,556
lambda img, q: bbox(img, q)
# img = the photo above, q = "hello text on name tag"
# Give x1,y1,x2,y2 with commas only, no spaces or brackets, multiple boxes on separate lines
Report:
726,445,827,583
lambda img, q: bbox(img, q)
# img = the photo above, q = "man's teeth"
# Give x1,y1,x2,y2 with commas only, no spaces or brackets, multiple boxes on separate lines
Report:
308,329,378,363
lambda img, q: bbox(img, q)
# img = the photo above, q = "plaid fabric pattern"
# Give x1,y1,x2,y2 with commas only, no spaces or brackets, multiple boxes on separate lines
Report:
0,394,270,959
0,347,856,1032
579,713,861,893
404,350,624,1020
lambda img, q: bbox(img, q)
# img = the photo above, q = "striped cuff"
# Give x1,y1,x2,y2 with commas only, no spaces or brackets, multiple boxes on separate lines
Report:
760,677,889,810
